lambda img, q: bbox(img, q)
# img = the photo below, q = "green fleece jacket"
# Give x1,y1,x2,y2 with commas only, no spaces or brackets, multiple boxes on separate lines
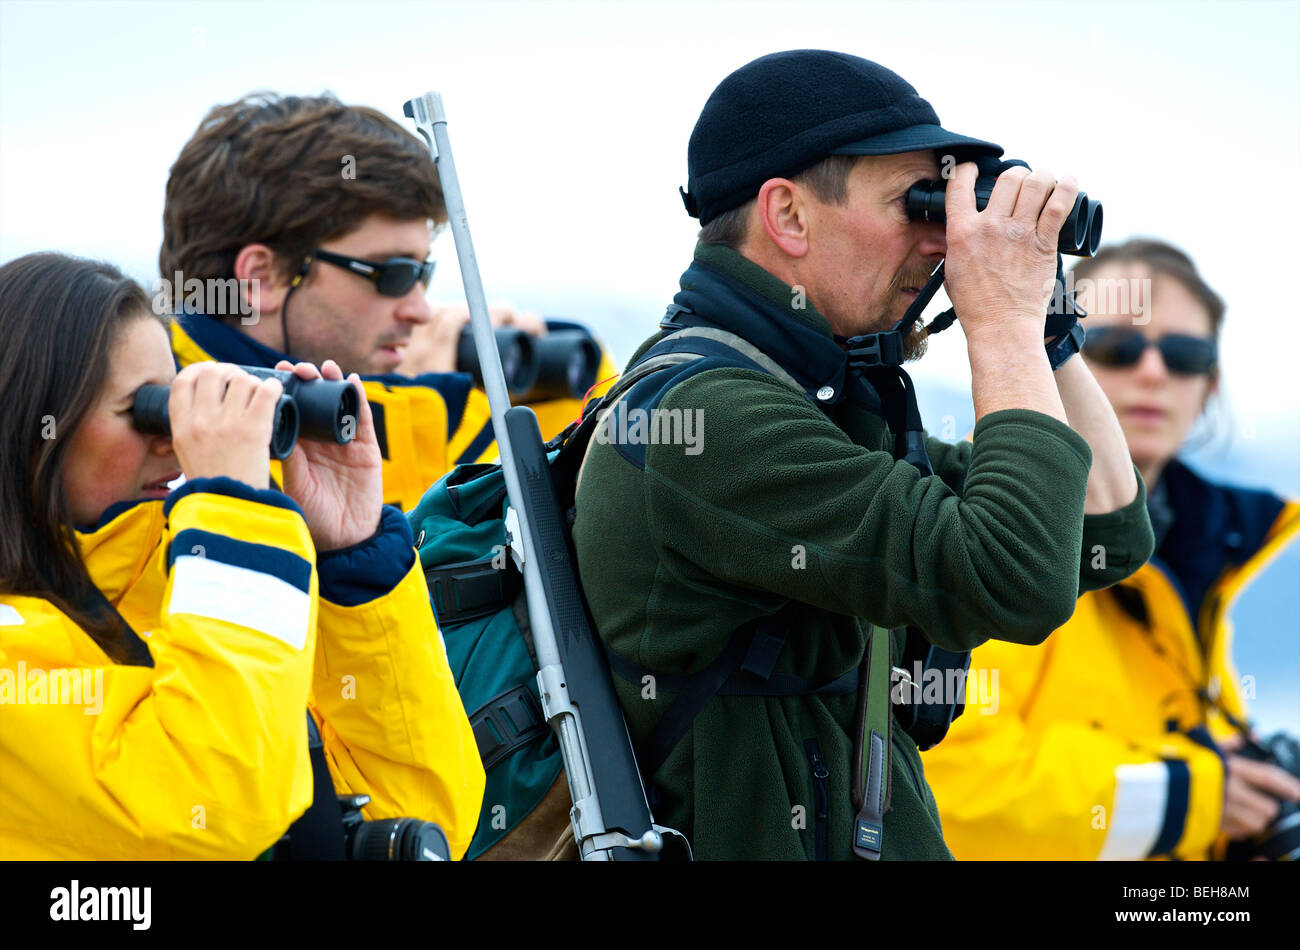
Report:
572,243,1154,860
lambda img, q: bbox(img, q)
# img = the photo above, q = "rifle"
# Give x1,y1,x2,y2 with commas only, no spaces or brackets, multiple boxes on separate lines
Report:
402,91,687,860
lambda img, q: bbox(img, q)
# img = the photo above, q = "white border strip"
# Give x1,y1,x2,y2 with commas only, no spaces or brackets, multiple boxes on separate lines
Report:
1098,761,1169,860
168,555,310,650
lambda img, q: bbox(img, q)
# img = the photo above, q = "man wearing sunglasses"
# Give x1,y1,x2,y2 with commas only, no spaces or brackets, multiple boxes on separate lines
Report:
924,238,1300,860
161,92,605,510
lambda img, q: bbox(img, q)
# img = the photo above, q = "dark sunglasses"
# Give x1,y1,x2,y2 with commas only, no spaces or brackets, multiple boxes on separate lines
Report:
309,249,436,297
1083,326,1217,376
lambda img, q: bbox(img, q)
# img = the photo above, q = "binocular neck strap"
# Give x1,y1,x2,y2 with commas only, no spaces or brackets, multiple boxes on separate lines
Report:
280,257,313,359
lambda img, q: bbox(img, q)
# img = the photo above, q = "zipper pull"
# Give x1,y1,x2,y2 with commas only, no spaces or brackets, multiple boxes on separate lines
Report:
808,748,829,781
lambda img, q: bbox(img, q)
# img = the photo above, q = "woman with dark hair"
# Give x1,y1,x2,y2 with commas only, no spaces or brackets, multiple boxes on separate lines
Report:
924,238,1300,860
0,252,484,859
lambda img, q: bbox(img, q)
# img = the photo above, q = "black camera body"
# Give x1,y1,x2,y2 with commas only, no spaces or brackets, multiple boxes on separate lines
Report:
906,154,1103,257
1226,732,1300,862
132,365,359,460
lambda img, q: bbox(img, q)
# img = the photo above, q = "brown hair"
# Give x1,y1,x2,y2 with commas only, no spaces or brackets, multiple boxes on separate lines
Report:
698,154,860,249
0,253,165,661
159,92,445,319
1070,238,1226,341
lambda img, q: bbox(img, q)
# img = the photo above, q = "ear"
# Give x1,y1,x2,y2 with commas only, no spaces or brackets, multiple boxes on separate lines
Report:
755,178,810,259
233,243,291,318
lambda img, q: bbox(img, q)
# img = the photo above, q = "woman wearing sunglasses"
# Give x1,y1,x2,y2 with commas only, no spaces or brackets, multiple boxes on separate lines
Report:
923,238,1300,860
0,252,484,859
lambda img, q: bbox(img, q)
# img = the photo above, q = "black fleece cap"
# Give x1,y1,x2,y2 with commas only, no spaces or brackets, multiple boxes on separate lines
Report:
681,49,1002,225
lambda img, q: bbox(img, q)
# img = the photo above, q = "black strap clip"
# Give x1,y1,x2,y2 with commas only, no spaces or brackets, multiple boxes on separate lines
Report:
424,554,520,627
660,303,698,331
469,684,550,771
844,331,906,368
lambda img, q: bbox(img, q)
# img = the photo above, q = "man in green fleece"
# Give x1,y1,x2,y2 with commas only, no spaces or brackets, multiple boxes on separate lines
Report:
572,49,1154,860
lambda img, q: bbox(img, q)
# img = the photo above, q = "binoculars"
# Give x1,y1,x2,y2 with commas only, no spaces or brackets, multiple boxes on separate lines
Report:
906,156,1103,257
457,326,601,400
132,365,359,460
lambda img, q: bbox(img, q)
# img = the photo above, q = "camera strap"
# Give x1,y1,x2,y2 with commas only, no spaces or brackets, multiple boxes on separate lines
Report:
266,713,349,860
71,580,155,668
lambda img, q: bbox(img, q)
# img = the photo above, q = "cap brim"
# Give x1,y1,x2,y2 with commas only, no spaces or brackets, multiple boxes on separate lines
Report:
831,124,1002,158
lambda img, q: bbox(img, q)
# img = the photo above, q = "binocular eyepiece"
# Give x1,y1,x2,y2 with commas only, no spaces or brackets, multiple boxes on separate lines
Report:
457,326,601,400
906,157,1103,257
132,365,360,460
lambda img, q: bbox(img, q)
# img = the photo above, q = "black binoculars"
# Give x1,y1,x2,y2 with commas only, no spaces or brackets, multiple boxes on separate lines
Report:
906,156,1103,257
132,365,359,461
457,326,600,400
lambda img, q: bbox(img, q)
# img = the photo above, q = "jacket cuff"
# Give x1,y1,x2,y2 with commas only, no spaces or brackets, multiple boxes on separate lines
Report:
316,506,416,607
1099,744,1225,860
1078,466,1155,592
1172,732,1229,859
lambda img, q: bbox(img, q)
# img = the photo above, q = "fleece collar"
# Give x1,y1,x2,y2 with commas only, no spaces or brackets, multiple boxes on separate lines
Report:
674,243,884,414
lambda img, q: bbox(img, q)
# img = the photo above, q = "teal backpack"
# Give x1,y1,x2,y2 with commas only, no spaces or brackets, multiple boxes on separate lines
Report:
408,460,565,860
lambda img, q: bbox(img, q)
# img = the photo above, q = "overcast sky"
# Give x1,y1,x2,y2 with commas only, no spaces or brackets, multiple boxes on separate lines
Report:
2,0,1297,483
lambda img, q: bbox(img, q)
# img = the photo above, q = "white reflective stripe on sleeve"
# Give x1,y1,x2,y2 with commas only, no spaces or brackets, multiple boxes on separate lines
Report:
1097,762,1169,860
0,603,25,625
167,555,311,650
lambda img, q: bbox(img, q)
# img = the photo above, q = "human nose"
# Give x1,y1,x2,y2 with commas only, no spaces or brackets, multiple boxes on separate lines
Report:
917,220,946,260
150,431,176,459
1132,340,1169,383
395,285,434,326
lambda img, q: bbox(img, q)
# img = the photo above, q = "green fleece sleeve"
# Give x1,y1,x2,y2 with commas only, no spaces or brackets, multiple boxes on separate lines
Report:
644,369,1094,651
924,434,971,495
927,438,1153,593
1078,468,1154,592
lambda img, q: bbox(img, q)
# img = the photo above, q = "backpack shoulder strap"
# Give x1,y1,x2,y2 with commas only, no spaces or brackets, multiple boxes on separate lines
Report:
567,325,807,496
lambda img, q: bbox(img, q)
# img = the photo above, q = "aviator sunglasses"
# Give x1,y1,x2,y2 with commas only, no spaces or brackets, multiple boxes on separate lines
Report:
1083,326,1218,376
308,249,436,297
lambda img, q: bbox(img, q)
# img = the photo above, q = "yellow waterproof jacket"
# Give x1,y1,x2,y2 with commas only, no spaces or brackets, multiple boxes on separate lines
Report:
923,460,1300,860
171,314,617,511
0,477,485,859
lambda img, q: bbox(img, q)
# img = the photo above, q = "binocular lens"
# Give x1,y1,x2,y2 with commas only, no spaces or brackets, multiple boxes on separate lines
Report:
236,365,359,443
534,331,600,401
1067,195,1090,253
457,325,601,401
1085,201,1103,257
457,327,539,395
267,397,300,460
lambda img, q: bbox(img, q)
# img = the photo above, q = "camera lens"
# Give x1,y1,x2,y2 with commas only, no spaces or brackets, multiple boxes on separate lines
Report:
347,817,450,861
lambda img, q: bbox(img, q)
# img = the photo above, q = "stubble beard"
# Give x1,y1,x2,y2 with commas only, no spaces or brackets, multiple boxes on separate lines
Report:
862,271,933,362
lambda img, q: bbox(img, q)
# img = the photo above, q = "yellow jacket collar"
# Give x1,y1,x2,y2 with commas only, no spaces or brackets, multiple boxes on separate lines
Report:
73,500,167,605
